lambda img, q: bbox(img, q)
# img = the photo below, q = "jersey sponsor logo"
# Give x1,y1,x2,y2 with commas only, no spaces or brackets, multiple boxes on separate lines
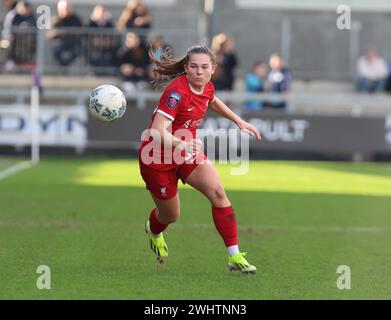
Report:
166,92,182,109
183,119,192,128
191,119,202,127
182,118,202,128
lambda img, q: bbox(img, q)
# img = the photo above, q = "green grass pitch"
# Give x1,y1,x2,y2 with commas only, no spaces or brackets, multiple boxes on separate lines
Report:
1,158,391,299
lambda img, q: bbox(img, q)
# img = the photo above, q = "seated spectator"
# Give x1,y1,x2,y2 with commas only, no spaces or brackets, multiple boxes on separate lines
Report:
88,4,112,28
8,1,36,70
386,58,391,93
211,33,238,91
244,60,267,110
356,49,388,93
1,0,18,70
117,32,150,93
11,1,35,26
47,0,83,67
117,0,152,41
147,34,171,82
267,53,291,108
150,34,170,60
1,0,18,37
86,5,119,75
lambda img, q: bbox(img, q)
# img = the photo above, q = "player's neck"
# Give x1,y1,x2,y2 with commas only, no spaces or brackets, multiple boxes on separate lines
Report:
186,76,205,95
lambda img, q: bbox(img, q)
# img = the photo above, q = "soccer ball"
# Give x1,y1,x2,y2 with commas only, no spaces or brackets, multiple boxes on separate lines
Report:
89,84,127,122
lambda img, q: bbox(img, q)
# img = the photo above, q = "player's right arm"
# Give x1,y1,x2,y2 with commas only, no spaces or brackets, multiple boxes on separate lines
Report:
151,80,202,154
151,113,202,154
151,113,182,149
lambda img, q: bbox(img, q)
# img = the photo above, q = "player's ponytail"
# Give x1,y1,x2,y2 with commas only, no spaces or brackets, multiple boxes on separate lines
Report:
149,45,216,87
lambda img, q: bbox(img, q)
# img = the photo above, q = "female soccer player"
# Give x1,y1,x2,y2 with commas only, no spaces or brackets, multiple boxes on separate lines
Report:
139,45,261,274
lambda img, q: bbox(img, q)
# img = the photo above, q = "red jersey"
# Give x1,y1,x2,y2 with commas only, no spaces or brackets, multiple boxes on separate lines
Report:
139,74,215,170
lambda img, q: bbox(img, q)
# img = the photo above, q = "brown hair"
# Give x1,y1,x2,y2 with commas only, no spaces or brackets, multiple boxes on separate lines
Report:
149,45,216,87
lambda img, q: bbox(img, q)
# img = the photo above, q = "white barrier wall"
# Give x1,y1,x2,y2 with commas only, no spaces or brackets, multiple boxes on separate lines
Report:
0,104,87,148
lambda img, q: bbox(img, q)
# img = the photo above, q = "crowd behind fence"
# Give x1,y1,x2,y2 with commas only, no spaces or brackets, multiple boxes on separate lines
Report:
2,0,391,115
0,27,199,75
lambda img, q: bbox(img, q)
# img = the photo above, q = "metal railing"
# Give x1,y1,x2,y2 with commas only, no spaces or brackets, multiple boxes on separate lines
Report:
0,26,201,75
1,87,391,116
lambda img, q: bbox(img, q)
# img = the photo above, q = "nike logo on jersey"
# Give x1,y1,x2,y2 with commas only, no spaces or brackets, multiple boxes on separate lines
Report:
187,107,195,111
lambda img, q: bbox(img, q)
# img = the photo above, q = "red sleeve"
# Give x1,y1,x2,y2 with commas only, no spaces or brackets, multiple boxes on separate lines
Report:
155,81,186,121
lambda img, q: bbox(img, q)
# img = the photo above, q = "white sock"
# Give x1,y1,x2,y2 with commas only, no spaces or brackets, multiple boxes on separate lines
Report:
227,245,240,256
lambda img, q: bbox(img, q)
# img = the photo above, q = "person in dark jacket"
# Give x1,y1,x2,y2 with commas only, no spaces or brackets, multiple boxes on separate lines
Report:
86,5,119,75
117,32,150,92
267,53,291,108
48,0,83,67
9,1,36,68
211,33,238,91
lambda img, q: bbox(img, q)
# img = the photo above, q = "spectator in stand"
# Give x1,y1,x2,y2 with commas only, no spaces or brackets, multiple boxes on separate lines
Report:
11,1,35,26
117,32,150,93
385,58,391,93
9,1,36,69
88,4,112,28
211,33,238,91
1,0,18,70
150,34,171,60
117,0,152,41
267,53,291,109
147,34,172,84
1,0,18,34
48,0,83,67
244,60,268,110
86,5,119,75
356,49,388,93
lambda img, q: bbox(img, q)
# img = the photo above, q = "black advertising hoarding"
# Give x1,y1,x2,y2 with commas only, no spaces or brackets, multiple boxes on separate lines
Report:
220,111,391,154
87,103,391,155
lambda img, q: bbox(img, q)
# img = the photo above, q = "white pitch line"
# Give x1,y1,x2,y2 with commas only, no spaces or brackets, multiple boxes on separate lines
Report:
185,224,390,233
0,221,389,234
0,161,33,181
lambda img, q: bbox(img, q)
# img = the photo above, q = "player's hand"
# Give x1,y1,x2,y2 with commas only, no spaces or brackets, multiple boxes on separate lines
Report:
238,121,262,140
177,139,203,162
184,138,203,154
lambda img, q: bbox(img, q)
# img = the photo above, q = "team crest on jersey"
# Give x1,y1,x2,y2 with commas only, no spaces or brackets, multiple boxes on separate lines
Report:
166,92,181,109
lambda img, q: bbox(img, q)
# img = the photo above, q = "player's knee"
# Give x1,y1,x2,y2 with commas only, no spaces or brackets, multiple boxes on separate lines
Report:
210,184,230,207
214,184,227,201
161,209,180,224
167,210,180,223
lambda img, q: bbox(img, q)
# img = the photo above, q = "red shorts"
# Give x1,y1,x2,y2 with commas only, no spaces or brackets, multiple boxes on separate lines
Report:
139,152,208,200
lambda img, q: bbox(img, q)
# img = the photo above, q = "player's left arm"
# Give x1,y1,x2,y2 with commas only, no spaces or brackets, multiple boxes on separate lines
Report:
208,96,262,140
